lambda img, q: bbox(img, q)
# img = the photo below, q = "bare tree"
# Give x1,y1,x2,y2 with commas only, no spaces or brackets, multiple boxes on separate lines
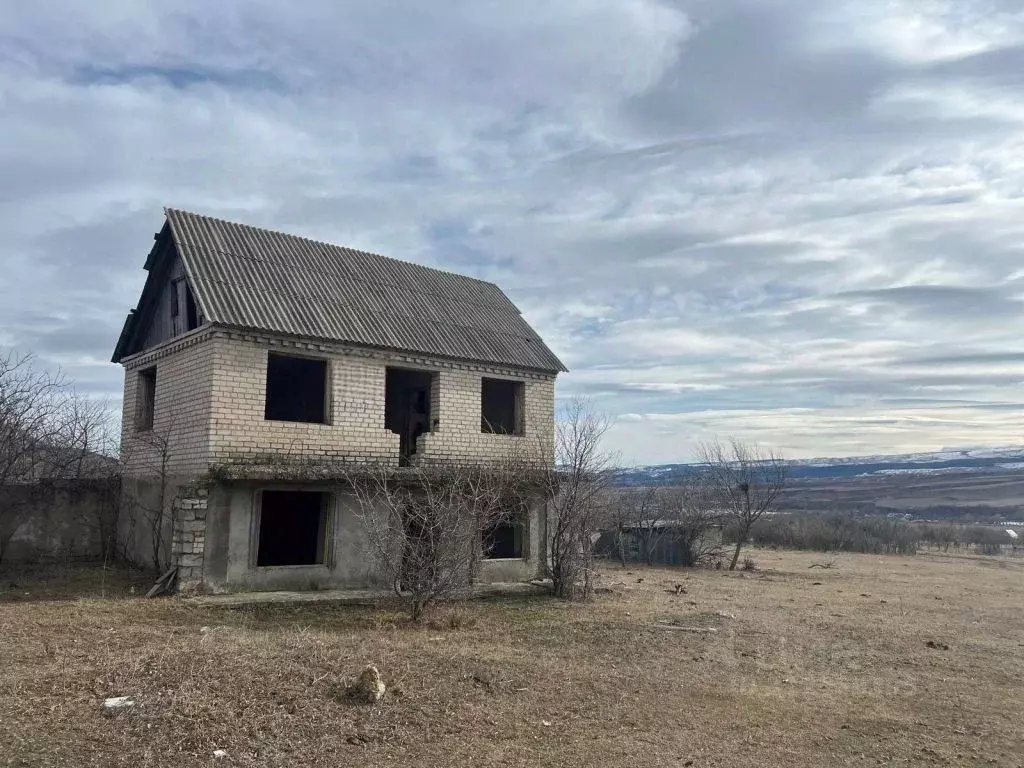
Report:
61,394,122,562
698,439,788,570
345,459,535,621
542,396,615,600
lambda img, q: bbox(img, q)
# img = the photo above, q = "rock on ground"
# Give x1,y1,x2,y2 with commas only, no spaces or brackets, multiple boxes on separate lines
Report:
102,696,135,714
354,665,386,703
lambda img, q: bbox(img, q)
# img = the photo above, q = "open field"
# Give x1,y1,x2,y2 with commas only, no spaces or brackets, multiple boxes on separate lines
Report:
782,469,1024,519
2,551,1022,767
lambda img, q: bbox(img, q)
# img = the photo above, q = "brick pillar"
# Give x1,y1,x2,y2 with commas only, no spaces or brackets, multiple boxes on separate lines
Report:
171,488,208,592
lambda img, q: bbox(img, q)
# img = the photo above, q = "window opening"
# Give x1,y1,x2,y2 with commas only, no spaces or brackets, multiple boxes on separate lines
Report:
385,367,436,465
481,377,523,434
256,490,330,566
264,353,328,424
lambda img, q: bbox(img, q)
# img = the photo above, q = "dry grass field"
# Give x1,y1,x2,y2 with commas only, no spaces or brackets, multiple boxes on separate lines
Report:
2,550,1022,768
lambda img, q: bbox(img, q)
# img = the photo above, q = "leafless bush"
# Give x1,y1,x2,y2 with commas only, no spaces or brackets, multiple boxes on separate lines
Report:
345,459,537,622
541,397,615,601
741,555,756,571
698,439,788,571
609,486,661,565
655,479,725,567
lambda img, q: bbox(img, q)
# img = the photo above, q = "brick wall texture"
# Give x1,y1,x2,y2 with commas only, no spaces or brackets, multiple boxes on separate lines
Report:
120,329,556,476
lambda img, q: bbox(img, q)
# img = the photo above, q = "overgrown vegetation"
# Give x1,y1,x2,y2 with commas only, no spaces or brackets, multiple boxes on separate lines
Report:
345,459,538,622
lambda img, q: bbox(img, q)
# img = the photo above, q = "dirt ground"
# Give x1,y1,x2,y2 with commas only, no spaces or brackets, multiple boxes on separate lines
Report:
1,550,1022,767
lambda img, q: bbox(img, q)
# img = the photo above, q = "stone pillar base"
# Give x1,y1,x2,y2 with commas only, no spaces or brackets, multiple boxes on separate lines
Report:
171,487,208,592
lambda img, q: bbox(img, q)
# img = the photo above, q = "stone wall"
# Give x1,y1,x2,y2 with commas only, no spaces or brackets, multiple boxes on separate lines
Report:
171,490,208,589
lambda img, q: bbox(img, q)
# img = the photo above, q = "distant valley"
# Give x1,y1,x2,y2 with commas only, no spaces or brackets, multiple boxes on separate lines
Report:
617,446,1024,523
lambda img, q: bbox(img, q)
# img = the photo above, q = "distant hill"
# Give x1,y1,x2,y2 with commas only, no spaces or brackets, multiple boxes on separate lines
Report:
616,446,1024,486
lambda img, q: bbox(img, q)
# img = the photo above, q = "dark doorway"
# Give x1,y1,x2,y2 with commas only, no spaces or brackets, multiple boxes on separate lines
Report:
385,367,435,465
484,519,524,559
265,353,328,423
481,377,523,434
256,490,330,566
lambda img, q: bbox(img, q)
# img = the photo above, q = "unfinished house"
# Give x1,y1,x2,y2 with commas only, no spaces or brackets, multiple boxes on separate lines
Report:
112,209,565,591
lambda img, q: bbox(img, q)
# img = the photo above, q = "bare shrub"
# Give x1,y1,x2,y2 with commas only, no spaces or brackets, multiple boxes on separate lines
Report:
750,513,918,555
741,555,756,571
122,425,178,571
698,439,788,571
540,397,615,601
345,460,536,622
656,479,724,567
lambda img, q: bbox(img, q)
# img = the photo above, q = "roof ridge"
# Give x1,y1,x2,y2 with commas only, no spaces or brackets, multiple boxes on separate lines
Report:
164,207,504,291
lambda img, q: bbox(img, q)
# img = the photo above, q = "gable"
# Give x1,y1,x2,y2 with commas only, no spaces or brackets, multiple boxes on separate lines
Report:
112,224,204,362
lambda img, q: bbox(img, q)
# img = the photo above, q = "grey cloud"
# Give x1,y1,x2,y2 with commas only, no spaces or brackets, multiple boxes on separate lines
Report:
3,0,1024,461
923,45,1024,87
834,285,1023,319
624,1,902,136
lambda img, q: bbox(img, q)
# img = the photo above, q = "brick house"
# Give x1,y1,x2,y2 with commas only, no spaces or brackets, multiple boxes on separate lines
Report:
112,209,565,591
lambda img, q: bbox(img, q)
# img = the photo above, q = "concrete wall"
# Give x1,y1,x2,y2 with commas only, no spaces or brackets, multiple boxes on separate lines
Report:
117,475,200,570
1,480,120,565
197,480,545,592
202,481,393,591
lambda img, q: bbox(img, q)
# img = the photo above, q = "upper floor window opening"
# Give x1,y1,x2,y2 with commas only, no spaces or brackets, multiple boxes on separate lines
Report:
264,353,329,424
481,377,523,435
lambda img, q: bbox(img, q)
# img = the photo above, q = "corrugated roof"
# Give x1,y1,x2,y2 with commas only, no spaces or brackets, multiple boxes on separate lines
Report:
156,209,565,372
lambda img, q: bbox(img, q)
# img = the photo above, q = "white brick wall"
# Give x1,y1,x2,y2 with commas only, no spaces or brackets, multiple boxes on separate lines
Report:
207,334,401,464
415,369,555,464
120,330,215,477
119,328,557,473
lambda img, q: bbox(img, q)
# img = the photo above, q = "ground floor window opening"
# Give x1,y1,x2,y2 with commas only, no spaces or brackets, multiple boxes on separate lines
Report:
484,518,525,559
256,490,330,566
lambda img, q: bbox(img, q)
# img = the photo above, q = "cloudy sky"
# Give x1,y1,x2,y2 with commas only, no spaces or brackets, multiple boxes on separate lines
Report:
2,0,1024,464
